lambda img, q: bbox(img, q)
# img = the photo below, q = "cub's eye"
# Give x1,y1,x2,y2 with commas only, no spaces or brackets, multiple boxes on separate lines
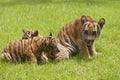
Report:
92,31,96,35
27,32,30,35
84,30,88,35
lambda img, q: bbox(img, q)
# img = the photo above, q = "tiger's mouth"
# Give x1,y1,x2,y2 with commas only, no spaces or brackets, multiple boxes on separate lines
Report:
87,41,93,46
84,39,94,46
87,40,94,46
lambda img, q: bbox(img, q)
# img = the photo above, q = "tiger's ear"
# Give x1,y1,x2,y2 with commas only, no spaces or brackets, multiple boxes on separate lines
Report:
49,32,52,37
98,18,105,29
23,29,25,33
32,30,39,36
48,32,52,39
81,16,87,24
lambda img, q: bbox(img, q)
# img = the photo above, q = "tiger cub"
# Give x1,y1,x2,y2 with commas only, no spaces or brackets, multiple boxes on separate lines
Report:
22,29,48,61
1,33,58,64
22,29,43,39
22,29,59,60
56,16,105,59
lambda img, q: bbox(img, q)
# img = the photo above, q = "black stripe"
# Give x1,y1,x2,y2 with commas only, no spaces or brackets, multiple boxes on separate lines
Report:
20,40,23,54
19,40,22,56
83,23,87,30
14,42,17,61
11,42,17,62
62,26,65,32
24,40,26,51
58,33,61,40
13,41,19,62
65,25,72,43
31,47,34,54
18,41,21,58
17,40,21,62
14,41,20,62
34,38,40,50
30,38,33,45
36,41,40,49
9,42,13,60
30,38,34,53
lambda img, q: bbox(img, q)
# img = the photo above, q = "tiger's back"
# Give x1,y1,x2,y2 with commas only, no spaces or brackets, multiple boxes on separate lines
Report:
2,37,44,63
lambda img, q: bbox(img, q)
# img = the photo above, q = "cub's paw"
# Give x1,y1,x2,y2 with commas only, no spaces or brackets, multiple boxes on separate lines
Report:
41,55,48,61
55,53,69,60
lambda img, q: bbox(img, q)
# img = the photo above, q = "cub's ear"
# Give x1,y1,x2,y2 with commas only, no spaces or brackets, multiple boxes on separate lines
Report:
48,32,53,39
49,32,52,37
98,18,105,29
81,16,87,24
23,29,25,33
33,30,38,36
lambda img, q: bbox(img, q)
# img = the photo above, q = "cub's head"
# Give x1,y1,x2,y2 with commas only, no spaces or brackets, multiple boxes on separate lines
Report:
81,16,105,44
22,29,39,39
43,33,59,59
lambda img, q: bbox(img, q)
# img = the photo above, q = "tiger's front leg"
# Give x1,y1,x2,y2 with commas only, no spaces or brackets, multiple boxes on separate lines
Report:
88,43,97,55
76,40,91,59
27,50,37,64
41,51,48,61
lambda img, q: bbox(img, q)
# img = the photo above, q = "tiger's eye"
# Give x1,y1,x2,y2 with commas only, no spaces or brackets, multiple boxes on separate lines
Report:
84,30,88,35
27,31,30,35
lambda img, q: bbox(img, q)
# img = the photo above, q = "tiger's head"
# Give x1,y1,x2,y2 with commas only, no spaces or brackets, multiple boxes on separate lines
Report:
22,29,39,39
81,16,105,45
43,33,59,59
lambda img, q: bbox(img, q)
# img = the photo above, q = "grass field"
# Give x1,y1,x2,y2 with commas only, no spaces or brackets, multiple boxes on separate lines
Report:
0,0,120,80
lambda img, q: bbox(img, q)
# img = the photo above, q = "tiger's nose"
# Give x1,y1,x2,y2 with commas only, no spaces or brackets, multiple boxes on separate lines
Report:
87,36,93,40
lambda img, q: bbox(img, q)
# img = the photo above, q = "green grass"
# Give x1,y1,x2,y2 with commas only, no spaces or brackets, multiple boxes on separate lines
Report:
0,0,120,80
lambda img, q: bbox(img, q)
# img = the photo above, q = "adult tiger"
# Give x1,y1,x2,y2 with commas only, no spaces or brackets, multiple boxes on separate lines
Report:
55,16,105,59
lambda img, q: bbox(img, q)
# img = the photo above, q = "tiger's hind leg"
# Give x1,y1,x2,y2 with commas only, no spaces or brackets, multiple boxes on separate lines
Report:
55,43,70,60
55,51,69,60
88,43,97,56
1,52,12,62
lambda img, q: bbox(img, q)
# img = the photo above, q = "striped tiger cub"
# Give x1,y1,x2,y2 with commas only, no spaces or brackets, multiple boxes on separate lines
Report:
22,29,48,61
22,29,60,60
1,33,58,64
22,29,43,39
55,16,105,59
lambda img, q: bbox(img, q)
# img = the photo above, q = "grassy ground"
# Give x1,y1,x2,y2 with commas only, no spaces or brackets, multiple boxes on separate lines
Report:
0,0,120,80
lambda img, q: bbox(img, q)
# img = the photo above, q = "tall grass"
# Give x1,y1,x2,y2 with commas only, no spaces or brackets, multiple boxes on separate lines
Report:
0,0,120,80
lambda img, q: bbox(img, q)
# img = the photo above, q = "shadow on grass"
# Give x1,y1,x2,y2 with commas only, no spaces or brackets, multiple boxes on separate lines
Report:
0,59,48,66
73,52,94,64
0,0,107,7
0,53,94,66
0,57,61,66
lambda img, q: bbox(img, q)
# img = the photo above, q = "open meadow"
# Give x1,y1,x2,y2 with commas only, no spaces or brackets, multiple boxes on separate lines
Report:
0,0,120,80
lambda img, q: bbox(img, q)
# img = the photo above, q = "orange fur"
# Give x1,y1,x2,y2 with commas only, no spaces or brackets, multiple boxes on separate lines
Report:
56,16,105,59
1,33,58,64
